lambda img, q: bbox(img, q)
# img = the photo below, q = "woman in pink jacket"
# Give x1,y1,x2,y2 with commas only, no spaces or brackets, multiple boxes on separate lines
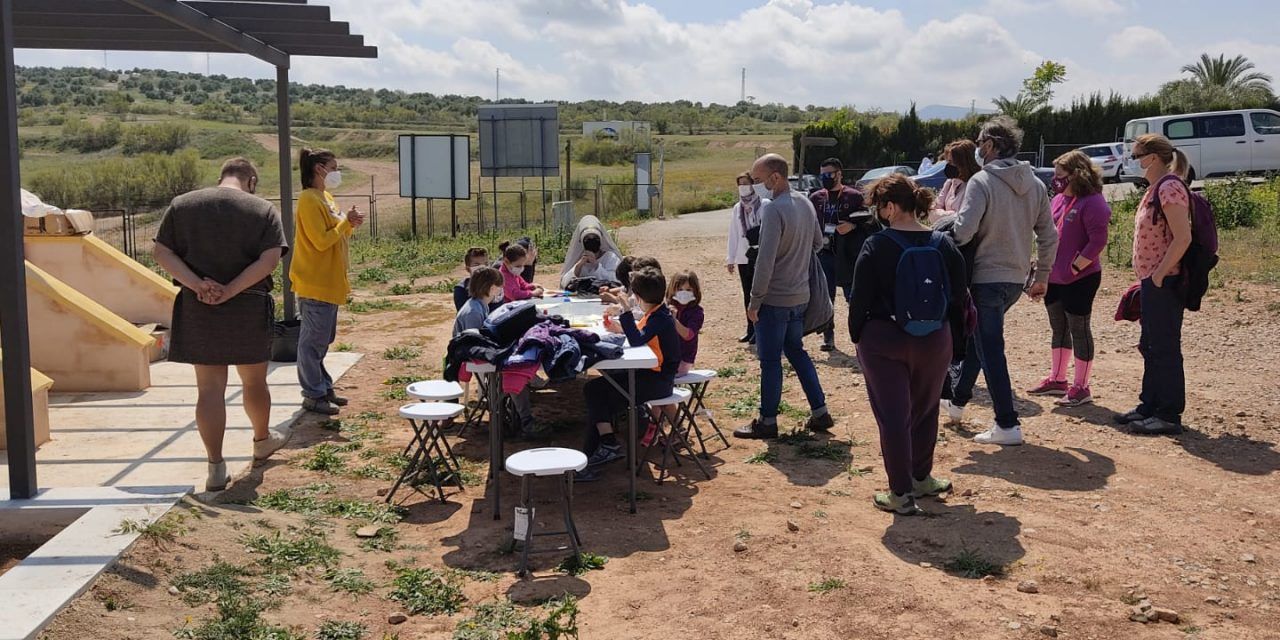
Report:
929,139,983,223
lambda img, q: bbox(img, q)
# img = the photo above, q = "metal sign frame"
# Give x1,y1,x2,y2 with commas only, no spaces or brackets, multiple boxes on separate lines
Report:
397,134,470,238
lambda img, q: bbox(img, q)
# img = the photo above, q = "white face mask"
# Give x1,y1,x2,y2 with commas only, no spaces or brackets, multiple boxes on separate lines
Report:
324,170,342,190
974,148,986,165
738,184,754,197
492,288,504,303
673,290,696,305
753,183,770,199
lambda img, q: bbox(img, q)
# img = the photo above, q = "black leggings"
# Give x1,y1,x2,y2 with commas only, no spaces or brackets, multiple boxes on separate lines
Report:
737,257,756,331
1044,272,1101,361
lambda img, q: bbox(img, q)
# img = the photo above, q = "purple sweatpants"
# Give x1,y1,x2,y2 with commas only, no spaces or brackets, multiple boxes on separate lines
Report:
856,319,953,496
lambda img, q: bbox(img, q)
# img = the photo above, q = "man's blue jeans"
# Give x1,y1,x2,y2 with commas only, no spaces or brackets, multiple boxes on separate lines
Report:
755,303,826,425
298,297,338,400
951,283,1024,428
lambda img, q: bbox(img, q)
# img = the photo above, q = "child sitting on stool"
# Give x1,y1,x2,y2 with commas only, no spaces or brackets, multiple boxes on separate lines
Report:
578,267,680,481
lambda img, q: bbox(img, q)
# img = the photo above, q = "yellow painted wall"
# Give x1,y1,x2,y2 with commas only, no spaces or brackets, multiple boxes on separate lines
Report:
24,234,178,327
0,356,53,450
21,262,153,392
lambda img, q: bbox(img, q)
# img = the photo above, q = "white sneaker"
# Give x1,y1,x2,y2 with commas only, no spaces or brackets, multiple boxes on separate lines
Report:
940,399,964,424
206,461,230,492
253,427,293,460
973,424,1023,446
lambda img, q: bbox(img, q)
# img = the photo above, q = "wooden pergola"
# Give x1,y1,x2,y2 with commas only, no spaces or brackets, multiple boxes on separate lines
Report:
1,0,377,499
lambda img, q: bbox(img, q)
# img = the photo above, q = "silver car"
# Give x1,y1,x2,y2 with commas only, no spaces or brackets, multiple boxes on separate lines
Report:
1079,143,1125,183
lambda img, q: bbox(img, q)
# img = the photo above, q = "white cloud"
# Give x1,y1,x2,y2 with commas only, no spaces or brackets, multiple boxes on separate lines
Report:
1105,26,1176,60
1058,0,1124,17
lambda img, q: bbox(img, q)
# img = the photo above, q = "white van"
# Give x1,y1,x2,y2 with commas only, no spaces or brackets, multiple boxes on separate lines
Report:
1121,108,1280,183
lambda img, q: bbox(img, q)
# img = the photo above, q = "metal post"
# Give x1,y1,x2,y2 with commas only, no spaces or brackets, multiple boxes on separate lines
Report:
276,63,297,320
409,135,418,239
0,0,38,498
541,175,547,230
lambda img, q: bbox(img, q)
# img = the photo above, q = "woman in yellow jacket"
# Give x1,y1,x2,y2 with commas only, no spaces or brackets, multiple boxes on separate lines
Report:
291,148,365,415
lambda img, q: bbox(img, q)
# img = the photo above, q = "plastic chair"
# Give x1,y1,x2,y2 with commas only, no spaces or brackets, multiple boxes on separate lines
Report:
505,447,588,577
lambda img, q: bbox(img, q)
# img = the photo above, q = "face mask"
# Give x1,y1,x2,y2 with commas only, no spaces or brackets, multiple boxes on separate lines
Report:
1051,176,1068,195
738,184,754,197
943,164,960,179
324,170,342,189
673,290,696,305
820,173,837,189
974,148,986,165
753,183,770,199
493,289,504,303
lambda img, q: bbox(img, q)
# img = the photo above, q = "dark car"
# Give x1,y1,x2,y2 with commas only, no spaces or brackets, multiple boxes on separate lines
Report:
854,165,916,189
788,174,822,193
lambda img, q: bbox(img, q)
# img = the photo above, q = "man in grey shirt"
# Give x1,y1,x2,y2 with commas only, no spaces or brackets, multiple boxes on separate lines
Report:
734,154,833,440
946,116,1058,446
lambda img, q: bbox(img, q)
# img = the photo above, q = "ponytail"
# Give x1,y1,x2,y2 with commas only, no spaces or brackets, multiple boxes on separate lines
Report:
299,147,335,190
1170,148,1190,182
913,185,936,218
867,173,933,223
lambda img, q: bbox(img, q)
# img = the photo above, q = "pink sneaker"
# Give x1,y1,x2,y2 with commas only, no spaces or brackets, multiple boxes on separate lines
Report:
1028,377,1069,396
640,420,660,447
1056,386,1093,407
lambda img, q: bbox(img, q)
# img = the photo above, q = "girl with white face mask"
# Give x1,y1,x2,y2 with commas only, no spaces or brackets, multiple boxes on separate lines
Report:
727,171,767,343
666,270,705,377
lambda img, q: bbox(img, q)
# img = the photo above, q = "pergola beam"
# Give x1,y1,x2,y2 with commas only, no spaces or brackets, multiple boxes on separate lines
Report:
1,0,38,499
119,0,289,68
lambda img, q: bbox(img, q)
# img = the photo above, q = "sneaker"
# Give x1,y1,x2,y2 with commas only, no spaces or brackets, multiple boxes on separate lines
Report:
206,461,230,492
303,397,340,416
973,424,1024,446
253,427,292,460
575,468,603,483
1113,408,1148,425
1056,385,1092,407
639,420,660,447
519,425,554,442
940,399,964,424
1130,416,1183,436
325,389,349,407
873,492,922,515
911,476,952,498
732,419,778,440
1027,377,1069,396
805,412,834,433
586,442,624,467
738,331,754,344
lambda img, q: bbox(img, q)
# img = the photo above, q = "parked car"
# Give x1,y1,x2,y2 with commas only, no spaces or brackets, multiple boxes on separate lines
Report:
788,174,822,193
1078,143,1126,182
913,160,948,190
854,165,915,189
1122,108,1280,183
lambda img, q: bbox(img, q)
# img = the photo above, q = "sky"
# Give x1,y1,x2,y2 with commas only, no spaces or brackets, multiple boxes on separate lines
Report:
15,0,1280,111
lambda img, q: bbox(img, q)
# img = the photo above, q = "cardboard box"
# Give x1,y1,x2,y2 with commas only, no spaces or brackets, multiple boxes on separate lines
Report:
136,323,171,362
23,210,93,236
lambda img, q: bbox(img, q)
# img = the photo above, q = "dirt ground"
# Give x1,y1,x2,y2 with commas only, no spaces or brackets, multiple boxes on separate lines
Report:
40,209,1280,640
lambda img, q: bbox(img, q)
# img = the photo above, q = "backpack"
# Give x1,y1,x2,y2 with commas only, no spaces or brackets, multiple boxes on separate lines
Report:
482,300,540,346
1152,174,1219,312
883,230,951,337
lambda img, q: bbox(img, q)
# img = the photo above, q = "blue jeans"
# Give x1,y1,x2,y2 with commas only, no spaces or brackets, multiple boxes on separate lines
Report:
951,283,1024,428
755,303,826,425
298,297,338,399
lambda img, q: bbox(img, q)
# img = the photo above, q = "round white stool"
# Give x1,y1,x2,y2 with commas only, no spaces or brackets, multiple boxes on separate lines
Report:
406,380,464,402
385,402,466,504
504,447,588,577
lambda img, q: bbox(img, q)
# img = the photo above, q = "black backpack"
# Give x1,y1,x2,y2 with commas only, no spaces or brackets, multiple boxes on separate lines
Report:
882,230,951,337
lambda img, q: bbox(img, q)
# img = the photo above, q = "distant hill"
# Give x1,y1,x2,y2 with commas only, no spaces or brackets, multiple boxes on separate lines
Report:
916,104,995,121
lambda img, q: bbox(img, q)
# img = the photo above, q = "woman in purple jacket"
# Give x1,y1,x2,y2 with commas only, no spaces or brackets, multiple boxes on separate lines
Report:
1028,150,1110,406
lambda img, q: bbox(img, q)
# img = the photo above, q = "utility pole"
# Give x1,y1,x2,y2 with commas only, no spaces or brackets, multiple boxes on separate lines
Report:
741,67,746,103
495,67,500,101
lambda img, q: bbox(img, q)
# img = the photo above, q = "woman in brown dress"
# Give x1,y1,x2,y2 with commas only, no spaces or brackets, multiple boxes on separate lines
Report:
153,158,291,492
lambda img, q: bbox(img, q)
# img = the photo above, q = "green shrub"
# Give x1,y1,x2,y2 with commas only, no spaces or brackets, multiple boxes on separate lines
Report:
25,149,201,209
60,116,121,152
1203,175,1265,229
121,122,191,155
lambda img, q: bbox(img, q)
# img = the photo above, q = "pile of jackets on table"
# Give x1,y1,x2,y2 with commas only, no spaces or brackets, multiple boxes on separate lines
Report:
444,300,625,394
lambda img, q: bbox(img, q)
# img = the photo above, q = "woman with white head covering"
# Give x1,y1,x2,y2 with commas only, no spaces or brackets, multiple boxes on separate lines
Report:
559,215,623,288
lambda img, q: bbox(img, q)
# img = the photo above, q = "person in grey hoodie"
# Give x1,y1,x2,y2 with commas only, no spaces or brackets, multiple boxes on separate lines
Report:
733,154,833,440
945,116,1059,446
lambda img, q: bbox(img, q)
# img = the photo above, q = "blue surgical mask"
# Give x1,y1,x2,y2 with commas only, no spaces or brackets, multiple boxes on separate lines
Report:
753,183,770,199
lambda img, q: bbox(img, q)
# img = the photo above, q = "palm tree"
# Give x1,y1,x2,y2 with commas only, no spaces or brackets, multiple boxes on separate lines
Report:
1180,53,1273,94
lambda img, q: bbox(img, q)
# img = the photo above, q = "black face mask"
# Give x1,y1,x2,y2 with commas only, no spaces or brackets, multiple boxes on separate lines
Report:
820,176,837,189
582,237,601,253
943,164,960,179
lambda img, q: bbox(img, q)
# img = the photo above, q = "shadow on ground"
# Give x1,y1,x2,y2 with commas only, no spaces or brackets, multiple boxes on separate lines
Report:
881,502,1025,578
952,445,1115,492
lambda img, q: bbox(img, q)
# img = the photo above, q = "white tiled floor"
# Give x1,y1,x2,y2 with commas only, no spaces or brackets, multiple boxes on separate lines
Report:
0,352,362,490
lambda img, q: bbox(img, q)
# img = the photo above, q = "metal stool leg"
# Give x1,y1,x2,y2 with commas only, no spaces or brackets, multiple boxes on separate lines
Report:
671,410,711,480
385,418,433,503
561,472,582,556
516,474,533,578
